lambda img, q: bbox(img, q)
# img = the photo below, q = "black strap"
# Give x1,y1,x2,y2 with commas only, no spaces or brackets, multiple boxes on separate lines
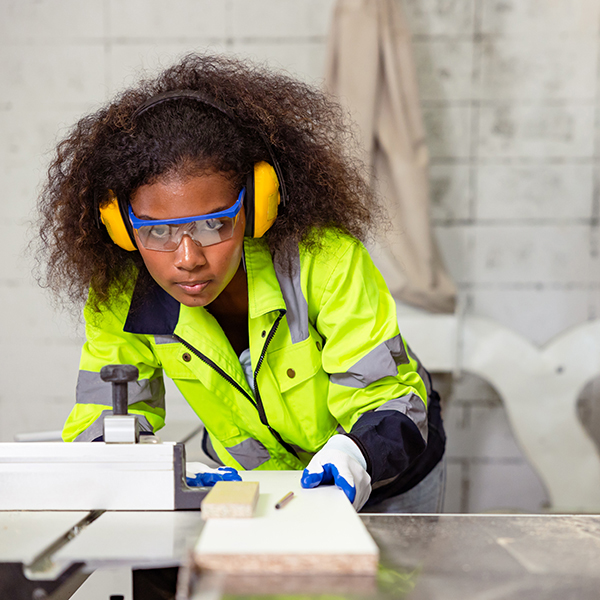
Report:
132,89,288,207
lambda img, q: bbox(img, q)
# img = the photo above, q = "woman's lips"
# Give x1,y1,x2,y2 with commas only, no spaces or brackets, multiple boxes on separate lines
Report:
175,280,210,294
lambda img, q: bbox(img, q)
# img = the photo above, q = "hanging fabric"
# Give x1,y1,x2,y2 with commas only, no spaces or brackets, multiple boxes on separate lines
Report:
325,0,456,313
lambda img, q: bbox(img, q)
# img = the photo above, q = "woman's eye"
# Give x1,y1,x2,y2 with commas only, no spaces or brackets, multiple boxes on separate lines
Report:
204,219,223,231
148,225,170,239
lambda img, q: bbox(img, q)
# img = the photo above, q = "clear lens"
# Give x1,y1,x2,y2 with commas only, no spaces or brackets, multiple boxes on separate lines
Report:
136,214,239,251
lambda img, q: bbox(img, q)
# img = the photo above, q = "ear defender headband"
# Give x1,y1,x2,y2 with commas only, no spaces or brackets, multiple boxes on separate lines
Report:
98,89,288,251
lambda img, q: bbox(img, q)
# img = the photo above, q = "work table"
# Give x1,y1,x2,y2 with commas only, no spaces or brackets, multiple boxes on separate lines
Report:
3,511,600,599
2,465,600,599
363,513,600,599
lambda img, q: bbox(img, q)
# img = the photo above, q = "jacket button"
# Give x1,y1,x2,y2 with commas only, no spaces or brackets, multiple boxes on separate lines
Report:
261,330,267,338
287,368,296,379
316,341,322,351
182,352,192,362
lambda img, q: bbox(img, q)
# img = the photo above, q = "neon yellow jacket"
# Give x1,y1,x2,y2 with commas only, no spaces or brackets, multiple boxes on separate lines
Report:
64,230,438,496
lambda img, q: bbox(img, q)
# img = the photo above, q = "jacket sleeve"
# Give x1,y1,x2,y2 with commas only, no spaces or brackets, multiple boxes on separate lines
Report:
312,237,428,484
62,298,166,442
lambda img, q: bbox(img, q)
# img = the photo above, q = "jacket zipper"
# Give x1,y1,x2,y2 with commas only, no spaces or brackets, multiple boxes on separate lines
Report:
173,333,257,406
172,309,299,459
251,310,299,458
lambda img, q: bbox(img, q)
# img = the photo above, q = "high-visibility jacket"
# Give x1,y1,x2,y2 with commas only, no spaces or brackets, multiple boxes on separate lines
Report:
63,229,445,504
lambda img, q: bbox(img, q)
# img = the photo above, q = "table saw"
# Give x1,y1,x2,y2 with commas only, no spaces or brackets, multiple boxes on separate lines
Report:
3,506,600,599
3,365,600,599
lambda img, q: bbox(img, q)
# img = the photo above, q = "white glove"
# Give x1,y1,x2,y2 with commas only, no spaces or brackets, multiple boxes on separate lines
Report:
301,435,371,510
186,463,241,487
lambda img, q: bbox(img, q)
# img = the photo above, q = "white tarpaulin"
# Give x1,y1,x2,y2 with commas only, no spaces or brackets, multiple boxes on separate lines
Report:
325,0,456,313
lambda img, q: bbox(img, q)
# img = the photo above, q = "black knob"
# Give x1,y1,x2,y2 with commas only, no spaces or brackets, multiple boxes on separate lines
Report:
100,365,139,416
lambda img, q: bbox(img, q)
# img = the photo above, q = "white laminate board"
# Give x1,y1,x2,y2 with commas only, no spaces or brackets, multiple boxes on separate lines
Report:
192,470,379,574
0,512,89,563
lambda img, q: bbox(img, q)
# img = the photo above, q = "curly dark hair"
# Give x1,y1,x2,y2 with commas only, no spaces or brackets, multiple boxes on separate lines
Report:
33,53,379,312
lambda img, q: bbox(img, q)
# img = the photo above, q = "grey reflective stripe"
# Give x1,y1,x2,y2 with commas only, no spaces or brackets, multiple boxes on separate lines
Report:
226,438,271,470
154,335,176,345
274,248,309,344
375,393,428,442
73,410,153,442
406,344,432,398
372,474,400,490
329,334,409,389
76,370,165,410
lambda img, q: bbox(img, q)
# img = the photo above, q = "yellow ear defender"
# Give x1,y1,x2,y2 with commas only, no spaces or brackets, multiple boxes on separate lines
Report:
98,90,287,251
244,161,281,238
99,191,137,252
99,161,281,251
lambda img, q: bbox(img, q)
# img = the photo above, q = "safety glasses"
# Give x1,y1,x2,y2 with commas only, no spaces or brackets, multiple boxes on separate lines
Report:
128,188,244,252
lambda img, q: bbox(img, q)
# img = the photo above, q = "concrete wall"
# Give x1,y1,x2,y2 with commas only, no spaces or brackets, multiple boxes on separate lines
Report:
416,0,600,347
0,0,335,445
408,0,600,513
1,0,598,513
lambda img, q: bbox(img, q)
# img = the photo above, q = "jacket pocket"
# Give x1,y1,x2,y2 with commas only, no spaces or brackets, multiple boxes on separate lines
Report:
266,336,323,393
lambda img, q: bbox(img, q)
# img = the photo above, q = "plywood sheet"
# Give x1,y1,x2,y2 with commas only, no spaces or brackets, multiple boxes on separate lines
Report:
192,470,379,574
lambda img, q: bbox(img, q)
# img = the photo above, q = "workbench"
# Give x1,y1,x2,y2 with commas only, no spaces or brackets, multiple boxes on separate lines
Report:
3,508,600,599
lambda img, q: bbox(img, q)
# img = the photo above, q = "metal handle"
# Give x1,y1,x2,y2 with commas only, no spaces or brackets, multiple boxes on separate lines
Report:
100,365,139,416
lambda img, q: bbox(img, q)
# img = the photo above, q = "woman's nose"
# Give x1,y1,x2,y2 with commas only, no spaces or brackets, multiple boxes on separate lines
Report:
173,234,207,270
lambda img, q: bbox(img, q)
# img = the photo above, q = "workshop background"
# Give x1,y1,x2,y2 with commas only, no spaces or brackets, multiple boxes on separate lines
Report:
1,0,600,514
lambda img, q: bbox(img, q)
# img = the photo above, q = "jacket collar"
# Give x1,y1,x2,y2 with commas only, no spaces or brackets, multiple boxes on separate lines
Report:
123,276,181,335
123,238,285,335
243,237,286,318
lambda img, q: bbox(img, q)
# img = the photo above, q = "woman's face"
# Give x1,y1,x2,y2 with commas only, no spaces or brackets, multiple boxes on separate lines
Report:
130,171,245,308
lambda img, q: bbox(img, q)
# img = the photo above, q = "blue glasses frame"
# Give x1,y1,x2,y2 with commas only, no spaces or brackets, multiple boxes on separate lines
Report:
128,188,245,229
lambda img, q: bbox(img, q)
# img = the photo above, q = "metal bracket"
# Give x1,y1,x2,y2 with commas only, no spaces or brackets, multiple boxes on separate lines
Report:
0,562,88,600
173,443,210,510
103,414,140,444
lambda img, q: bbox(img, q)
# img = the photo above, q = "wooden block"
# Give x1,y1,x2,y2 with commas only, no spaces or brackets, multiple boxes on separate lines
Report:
201,481,259,519
194,471,379,574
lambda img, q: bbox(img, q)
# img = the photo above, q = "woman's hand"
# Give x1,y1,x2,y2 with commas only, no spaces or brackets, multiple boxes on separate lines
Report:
301,435,371,510
186,464,241,487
